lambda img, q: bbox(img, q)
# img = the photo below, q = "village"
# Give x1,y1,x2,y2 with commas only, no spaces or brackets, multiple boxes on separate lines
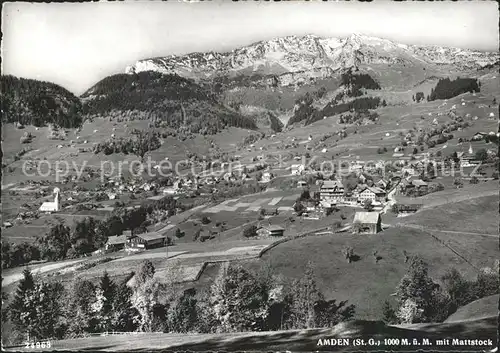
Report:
2,3,500,349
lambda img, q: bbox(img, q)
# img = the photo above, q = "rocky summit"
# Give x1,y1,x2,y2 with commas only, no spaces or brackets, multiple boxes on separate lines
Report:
125,34,499,86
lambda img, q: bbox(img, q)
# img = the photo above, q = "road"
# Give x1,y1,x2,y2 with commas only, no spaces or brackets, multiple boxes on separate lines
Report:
381,178,400,214
2,259,86,286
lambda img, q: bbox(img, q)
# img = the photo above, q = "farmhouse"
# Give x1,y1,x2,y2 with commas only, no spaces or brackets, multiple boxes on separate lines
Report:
320,180,345,201
129,231,166,249
199,230,216,242
291,164,305,175
297,180,308,188
261,172,274,183
393,203,422,215
341,195,358,206
471,133,486,141
320,200,337,210
261,207,279,216
400,179,428,194
105,234,128,251
401,166,418,176
262,225,285,237
39,188,61,213
358,186,386,203
411,179,428,193
352,212,382,234
375,179,389,190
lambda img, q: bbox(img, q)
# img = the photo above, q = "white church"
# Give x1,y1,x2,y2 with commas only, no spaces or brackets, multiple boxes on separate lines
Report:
39,187,61,213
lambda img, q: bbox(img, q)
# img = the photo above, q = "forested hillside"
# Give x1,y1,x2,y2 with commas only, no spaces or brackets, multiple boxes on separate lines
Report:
429,77,480,101
82,71,257,134
1,75,83,128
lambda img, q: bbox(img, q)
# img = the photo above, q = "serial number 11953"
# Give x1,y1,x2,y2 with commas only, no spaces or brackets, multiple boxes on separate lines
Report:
25,341,51,349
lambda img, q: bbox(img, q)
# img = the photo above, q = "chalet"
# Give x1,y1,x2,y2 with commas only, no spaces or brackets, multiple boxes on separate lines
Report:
471,133,486,141
401,166,418,176
358,186,386,203
394,203,422,215
320,200,337,210
349,163,364,172
302,200,318,212
204,176,216,185
320,180,345,201
375,179,389,190
297,180,308,188
352,212,382,234
262,225,285,237
459,155,480,168
222,172,235,182
341,195,358,206
129,231,166,250
261,207,279,216
199,230,217,242
291,164,305,175
241,173,252,181
261,172,274,183
411,179,428,193
105,234,127,251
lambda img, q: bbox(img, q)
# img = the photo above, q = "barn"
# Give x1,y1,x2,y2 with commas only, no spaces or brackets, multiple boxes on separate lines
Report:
352,212,382,234
105,235,127,251
129,232,166,249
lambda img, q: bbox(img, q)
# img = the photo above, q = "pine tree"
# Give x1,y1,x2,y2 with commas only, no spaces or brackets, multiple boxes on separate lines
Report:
168,288,198,333
97,271,116,331
382,300,398,324
203,263,270,333
100,271,116,315
135,260,155,287
396,256,440,323
288,262,323,329
111,282,139,332
66,278,98,336
9,269,36,337
131,261,159,332
9,270,65,340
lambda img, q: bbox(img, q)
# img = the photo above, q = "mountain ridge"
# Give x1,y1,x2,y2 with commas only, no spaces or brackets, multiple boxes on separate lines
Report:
125,33,499,85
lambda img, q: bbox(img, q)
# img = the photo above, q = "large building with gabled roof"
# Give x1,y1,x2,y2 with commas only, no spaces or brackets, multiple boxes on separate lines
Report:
352,211,382,234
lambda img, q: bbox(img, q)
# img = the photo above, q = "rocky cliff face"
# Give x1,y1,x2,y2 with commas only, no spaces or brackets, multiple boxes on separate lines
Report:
125,34,499,87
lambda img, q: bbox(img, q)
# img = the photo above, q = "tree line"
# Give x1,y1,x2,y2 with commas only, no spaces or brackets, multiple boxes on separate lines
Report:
81,72,256,134
93,131,162,159
288,93,383,127
341,71,381,97
428,77,480,101
3,261,355,343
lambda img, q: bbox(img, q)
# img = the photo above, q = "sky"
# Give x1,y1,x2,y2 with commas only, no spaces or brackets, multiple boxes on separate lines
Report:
2,1,499,95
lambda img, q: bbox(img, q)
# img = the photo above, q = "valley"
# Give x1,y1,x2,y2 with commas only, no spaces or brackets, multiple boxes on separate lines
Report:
1,31,499,351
